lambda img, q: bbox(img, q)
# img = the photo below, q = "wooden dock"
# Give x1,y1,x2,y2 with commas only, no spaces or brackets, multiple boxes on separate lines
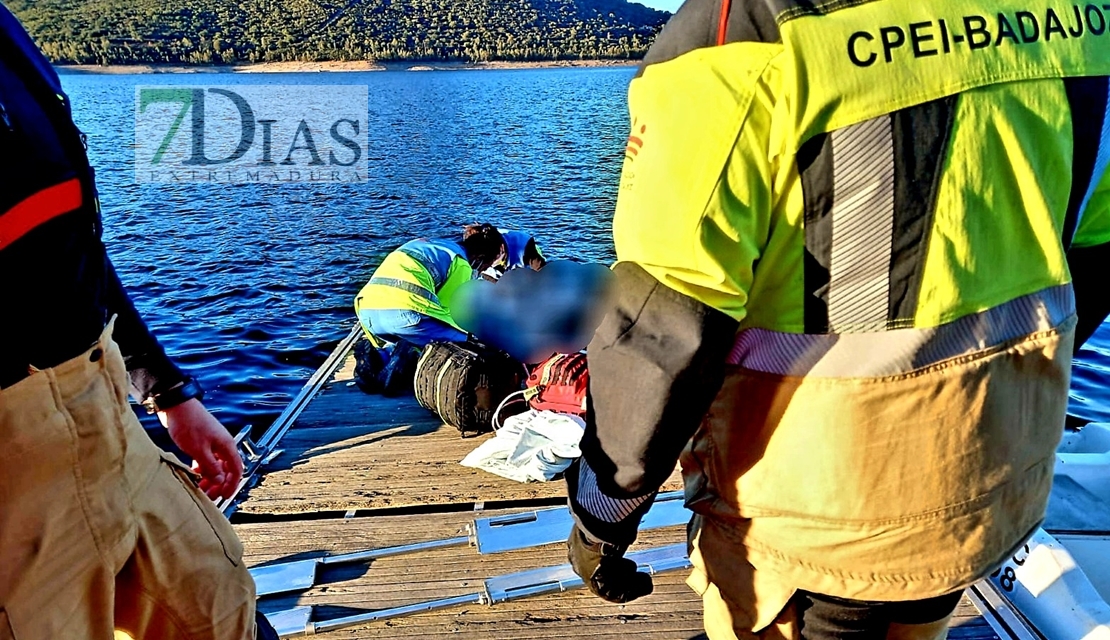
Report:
231,328,1003,639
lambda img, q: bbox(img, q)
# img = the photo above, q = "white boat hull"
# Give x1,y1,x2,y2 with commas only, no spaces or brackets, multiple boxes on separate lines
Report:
981,423,1110,640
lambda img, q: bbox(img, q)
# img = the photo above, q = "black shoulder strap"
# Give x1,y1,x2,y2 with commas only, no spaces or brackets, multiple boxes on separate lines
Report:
637,0,781,76
1062,76,1110,250
0,4,96,218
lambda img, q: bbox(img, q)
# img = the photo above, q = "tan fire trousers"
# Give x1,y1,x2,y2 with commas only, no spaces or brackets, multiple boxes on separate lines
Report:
0,324,256,639
690,516,954,640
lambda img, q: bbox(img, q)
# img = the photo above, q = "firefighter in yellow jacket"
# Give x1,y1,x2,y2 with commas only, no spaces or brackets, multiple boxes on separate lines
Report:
565,0,1110,638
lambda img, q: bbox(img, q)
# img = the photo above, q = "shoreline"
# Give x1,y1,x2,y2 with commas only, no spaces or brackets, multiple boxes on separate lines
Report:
54,59,639,74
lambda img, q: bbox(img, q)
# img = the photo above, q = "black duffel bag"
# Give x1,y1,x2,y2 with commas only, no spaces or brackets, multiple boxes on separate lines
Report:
414,340,527,435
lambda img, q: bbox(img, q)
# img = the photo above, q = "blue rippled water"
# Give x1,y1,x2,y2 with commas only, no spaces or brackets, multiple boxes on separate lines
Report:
61,68,630,434
59,68,1110,435
1071,323,1110,424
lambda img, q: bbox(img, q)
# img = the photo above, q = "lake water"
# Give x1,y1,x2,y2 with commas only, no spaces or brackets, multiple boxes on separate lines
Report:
58,68,1110,435
62,68,629,434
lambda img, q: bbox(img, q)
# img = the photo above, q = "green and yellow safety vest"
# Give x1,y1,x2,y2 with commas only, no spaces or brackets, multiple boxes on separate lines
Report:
353,239,473,342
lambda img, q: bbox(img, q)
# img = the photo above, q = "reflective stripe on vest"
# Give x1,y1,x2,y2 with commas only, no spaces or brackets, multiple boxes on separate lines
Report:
353,249,472,333
368,276,439,304
729,283,1074,377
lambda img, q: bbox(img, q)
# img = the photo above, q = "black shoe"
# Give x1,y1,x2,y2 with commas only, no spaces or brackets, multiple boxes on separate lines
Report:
255,609,281,640
378,340,421,397
353,338,386,394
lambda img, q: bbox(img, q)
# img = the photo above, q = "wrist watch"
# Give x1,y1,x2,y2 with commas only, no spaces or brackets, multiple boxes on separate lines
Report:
142,377,205,414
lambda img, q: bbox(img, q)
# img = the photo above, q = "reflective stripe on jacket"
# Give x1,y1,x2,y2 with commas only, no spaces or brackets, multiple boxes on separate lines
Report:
353,239,472,339
587,0,1110,624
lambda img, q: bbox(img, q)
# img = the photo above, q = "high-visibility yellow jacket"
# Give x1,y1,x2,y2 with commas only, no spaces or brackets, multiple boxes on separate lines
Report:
579,0,1110,627
353,239,473,341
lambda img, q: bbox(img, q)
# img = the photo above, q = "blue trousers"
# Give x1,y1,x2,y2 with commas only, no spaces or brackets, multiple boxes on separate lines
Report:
357,308,466,347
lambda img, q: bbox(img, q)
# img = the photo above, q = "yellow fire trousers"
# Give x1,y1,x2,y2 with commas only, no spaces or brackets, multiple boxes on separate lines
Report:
0,324,256,639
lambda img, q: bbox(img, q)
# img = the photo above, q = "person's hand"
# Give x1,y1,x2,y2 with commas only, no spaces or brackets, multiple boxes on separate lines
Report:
159,398,244,501
567,523,654,603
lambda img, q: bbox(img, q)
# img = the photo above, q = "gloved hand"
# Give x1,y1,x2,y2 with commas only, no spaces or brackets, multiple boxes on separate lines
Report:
567,523,654,603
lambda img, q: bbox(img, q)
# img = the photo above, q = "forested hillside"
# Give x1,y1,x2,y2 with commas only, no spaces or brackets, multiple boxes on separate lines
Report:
6,0,669,65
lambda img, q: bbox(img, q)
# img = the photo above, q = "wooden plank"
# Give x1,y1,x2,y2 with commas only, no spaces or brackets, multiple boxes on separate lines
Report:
240,512,704,639
237,354,681,516
948,597,1002,639
238,513,996,640
236,347,998,639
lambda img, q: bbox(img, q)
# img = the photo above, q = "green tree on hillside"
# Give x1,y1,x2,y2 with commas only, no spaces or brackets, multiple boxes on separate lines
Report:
7,0,669,65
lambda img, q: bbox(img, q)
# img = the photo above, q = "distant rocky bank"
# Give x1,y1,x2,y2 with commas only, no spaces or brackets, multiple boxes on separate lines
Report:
54,59,639,74
13,0,666,67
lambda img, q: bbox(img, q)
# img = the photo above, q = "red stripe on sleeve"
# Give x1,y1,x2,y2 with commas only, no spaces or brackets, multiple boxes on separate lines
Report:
0,178,84,250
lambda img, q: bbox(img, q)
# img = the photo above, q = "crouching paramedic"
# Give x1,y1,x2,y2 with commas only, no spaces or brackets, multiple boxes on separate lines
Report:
0,6,276,639
353,223,505,347
565,0,1110,638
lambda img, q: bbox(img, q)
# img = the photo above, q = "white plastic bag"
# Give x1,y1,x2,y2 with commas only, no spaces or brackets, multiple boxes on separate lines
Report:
460,409,585,483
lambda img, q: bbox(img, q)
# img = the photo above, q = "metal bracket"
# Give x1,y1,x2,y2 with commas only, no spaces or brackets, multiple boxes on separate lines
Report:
253,491,690,598
220,324,363,516
215,426,280,514
233,425,271,467
966,581,1043,640
483,543,689,603
265,543,691,637
469,490,687,554
252,536,472,598
266,606,314,638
